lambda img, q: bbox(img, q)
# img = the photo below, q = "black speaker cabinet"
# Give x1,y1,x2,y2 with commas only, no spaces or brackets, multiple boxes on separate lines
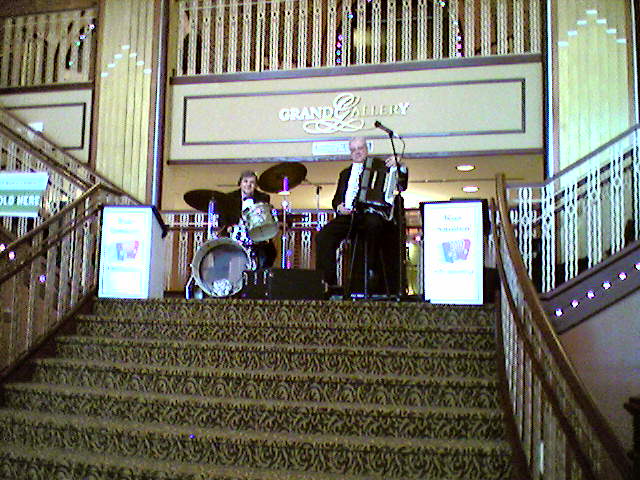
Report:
242,268,325,300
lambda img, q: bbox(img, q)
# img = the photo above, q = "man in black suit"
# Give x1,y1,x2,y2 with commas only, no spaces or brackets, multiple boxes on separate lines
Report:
315,136,408,292
223,170,277,269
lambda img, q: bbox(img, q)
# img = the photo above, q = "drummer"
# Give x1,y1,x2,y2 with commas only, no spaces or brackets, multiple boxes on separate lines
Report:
223,170,277,269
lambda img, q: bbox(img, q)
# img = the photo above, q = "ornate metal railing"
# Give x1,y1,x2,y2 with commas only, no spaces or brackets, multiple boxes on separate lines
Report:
177,0,542,76
506,124,640,293
0,7,96,88
494,173,633,479
0,185,131,379
0,107,132,239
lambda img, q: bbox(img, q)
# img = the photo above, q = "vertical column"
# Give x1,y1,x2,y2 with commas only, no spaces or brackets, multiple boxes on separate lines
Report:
95,0,158,202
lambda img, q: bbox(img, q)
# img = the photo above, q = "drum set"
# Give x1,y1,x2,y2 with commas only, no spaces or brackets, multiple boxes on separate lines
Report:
183,162,307,298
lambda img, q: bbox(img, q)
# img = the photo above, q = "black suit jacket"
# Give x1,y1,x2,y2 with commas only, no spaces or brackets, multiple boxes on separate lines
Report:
332,159,408,213
223,189,271,227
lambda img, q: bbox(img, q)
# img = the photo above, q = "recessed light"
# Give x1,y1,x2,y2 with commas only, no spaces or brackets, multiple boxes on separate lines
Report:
456,164,475,172
462,185,479,193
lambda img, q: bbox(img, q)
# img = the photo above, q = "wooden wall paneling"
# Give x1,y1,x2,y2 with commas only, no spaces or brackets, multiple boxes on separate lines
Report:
0,0,96,18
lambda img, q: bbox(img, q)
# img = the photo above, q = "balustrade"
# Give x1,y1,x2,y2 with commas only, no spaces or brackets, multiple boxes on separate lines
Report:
176,0,542,76
0,8,96,88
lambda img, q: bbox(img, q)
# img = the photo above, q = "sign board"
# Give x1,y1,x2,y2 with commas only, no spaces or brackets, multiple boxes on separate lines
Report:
422,200,484,305
0,172,49,218
98,206,165,299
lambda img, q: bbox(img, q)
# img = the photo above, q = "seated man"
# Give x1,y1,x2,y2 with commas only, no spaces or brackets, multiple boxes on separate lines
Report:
223,170,277,269
315,136,408,293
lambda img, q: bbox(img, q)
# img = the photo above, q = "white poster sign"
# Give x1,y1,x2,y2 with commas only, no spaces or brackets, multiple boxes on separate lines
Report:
422,201,484,305
98,206,164,299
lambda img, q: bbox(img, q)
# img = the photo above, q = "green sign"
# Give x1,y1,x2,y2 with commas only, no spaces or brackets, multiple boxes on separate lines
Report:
0,172,49,218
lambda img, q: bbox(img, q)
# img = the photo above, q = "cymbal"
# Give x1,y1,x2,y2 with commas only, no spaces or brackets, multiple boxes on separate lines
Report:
258,162,307,193
183,189,230,214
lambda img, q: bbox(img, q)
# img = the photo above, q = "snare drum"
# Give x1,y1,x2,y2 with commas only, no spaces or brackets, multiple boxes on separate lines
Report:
191,238,254,297
242,202,278,242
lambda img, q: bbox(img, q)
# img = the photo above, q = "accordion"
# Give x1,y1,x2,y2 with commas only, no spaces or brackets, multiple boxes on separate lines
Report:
356,157,398,219
442,239,471,263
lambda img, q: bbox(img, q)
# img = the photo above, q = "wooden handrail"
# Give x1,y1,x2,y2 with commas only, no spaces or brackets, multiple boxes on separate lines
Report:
494,173,633,478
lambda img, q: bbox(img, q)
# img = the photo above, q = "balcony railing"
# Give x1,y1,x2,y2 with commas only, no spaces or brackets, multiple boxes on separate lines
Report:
0,8,96,88
176,0,542,76
505,124,640,293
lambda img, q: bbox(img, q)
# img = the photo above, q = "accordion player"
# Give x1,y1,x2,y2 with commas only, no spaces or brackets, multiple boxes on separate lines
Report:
355,156,406,219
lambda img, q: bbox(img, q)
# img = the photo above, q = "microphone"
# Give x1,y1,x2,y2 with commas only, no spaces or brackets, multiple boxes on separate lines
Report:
374,120,394,136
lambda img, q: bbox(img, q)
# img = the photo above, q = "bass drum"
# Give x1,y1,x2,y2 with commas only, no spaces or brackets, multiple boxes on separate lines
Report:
191,238,254,297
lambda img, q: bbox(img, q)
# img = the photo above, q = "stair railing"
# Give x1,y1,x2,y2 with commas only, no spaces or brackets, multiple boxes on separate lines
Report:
0,184,131,381
506,124,640,293
493,173,633,479
0,106,132,239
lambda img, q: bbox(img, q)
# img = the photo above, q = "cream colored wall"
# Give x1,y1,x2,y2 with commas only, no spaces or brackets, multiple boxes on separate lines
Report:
554,0,634,171
560,291,640,453
169,60,543,161
164,59,544,210
0,89,92,162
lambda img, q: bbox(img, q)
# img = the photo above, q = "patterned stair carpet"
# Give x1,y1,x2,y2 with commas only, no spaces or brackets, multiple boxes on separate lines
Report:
0,298,513,479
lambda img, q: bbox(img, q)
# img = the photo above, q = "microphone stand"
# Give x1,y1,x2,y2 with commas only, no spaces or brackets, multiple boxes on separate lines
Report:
382,129,405,300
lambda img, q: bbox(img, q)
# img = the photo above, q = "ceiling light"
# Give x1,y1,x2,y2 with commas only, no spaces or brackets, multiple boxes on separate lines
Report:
462,185,479,193
456,164,475,172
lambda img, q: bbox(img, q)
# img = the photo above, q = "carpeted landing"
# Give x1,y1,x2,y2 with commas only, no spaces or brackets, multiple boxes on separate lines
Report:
0,298,513,479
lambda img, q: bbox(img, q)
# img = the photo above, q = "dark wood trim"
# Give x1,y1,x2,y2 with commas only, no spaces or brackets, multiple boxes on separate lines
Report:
635,1,640,126
0,1,96,18
540,0,552,180
147,0,170,208
167,148,544,166
89,0,107,170
170,53,542,85
0,83,93,96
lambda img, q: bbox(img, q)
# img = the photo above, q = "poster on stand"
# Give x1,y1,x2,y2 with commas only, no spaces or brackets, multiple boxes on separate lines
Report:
421,200,484,305
98,206,164,299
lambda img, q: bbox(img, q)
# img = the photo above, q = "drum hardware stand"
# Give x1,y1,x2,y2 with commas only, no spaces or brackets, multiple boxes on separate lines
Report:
279,177,291,269
207,199,219,240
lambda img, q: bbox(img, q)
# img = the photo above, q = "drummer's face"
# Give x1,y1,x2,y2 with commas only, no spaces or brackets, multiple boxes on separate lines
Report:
240,175,257,197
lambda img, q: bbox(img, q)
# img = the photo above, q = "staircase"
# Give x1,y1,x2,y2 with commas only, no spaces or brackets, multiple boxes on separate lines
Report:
0,298,513,479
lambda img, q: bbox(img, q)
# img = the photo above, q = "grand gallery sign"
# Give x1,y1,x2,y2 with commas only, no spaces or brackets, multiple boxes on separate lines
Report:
172,59,542,162
277,92,411,134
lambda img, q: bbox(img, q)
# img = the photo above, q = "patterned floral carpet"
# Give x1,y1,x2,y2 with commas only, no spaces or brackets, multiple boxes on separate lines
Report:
0,298,512,479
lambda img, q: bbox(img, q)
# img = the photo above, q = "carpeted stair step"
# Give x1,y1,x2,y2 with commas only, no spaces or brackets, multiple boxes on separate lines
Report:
75,314,496,350
0,409,512,479
30,358,501,408
92,298,496,328
55,336,496,377
0,442,435,480
3,382,506,440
